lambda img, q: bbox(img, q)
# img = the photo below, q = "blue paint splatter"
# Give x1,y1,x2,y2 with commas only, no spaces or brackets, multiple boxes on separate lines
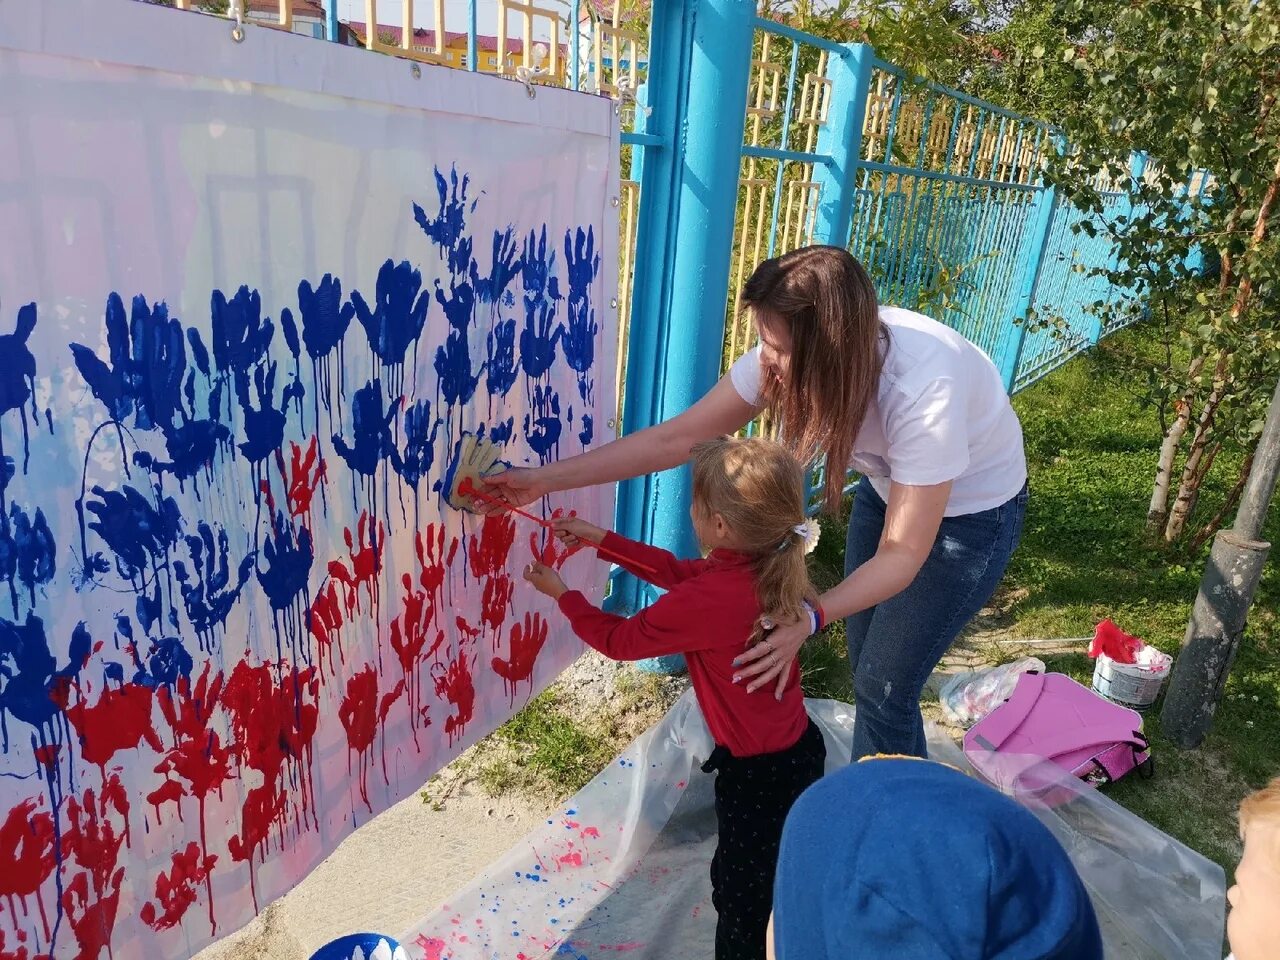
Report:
235,362,304,464
563,227,601,404
128,635,194,690
298,274,354,362
486,316,518,402
257,510,314,612
0,503,56,617
0,303,40,472
579,413,594,448
210,285,275,378
173,522,254,652
520,227,563,379
350,260,431,377
332,380,403,479
395,399,441,491
474,228,523,305
0,613,89,751
70,294,187,432
524,385,562,462
433,280,482,408
490,417,514,448
84,483,183,584
414,166,477,277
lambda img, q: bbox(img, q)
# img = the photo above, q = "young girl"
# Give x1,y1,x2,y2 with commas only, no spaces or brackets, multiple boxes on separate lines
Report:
522,436,827,960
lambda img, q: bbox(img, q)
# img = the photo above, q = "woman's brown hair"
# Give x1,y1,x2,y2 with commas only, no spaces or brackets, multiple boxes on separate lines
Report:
690,437,816,641
740,245,884,514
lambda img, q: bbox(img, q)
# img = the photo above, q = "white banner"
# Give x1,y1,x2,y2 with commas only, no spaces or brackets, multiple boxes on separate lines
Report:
0,2,619,957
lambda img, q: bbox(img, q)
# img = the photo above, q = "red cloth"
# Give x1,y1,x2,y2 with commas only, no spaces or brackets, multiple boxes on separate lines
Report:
1088,619,1143,664
557,532,809,758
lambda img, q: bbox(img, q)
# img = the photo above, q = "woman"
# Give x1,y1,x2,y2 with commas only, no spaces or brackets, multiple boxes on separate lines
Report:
487,245,1028,760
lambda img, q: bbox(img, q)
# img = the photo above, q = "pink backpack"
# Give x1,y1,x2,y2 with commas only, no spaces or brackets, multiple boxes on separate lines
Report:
962,671,1153,801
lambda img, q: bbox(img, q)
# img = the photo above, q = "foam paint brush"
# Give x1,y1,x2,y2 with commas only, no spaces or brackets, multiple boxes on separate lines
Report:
443,436,655,575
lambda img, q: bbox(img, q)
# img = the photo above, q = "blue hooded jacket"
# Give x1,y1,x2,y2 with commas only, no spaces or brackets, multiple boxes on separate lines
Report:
772,757,1104,959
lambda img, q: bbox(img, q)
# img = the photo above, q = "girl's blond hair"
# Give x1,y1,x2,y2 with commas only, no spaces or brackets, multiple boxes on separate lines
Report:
690,437,816,640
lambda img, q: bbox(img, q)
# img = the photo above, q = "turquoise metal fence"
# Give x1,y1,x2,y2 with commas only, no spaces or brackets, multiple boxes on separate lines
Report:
163,0,1172,628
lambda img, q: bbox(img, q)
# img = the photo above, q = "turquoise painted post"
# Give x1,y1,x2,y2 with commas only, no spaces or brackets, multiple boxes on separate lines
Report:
1002,182,1056,391
571,0,581,88
467,0,477,72
811,43,874,249
324,0,339,42
611,0,755,674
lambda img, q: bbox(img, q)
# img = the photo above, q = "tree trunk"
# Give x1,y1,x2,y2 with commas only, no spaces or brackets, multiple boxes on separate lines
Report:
1189,452,1256,554
1149,397,1191,531
1166,387,1222,542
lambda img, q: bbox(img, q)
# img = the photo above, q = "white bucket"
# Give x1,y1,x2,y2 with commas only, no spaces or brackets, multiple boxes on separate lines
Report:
1092,653,1171,710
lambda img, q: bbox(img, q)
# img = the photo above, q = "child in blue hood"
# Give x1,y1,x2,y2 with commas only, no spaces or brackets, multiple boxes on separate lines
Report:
768,756,1103,960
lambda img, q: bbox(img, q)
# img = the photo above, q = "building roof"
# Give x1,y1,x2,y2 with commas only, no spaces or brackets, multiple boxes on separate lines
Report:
245,0,325,17
345,21,568,57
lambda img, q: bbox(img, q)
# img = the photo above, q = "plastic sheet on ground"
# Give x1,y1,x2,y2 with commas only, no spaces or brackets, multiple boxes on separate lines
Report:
399,689,1226,960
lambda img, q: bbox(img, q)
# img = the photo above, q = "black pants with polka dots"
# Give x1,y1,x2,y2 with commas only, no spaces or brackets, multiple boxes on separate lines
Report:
704,718,826,960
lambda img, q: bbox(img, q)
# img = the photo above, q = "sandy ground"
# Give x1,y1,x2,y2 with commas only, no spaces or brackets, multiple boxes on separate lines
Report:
193,625,1038,960
192,652,686,960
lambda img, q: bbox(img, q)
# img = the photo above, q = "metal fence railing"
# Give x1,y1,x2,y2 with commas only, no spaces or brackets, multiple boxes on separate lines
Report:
153,0,1192,585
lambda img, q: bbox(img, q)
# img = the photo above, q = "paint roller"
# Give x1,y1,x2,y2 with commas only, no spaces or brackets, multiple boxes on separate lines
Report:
446,434,656,576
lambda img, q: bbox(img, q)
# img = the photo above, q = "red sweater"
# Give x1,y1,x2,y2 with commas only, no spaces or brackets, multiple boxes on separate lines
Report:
557,531,809,758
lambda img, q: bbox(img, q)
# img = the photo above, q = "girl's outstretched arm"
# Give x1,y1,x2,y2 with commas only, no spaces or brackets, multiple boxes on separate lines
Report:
482,376,758,507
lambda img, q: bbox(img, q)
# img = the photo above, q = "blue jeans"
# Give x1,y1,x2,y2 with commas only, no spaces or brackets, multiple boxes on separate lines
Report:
844,476,1028,760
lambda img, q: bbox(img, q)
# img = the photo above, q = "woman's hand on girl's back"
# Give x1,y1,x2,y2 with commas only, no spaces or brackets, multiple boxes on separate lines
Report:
732,614,812,700
552,517,607,548
479,466,548,512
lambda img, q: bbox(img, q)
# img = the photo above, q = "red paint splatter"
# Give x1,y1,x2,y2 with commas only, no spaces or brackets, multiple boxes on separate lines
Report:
65,682,162,775
308,580,347,681
339,667,378,812
327,511,385,619
432,649,475,746
140,841,217,931
0,799,64,944
32,745,59,771
0,927,46,960
468,513,516,579
558,851,584,868
581,826,601,840
388,525,458,741
223,661,320,910
492,612,550,701
277,436,327,530
151,663,232,933
529,508,583,570
61,775,128,960
415,936,446,960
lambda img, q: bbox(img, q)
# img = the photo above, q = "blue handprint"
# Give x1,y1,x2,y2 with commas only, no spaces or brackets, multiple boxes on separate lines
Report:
85,483,183,582
70,293,187,431
210,285,275,377
234,362,304,464
486,317,518,400
395,399,441,491
523,384,562,461
332,379,403,478
414,165,476,276
256,509,313,612
433,278,483,407
473,227,523,304
351,260,432,369
173,521,254,649
298,274,355,361
520,226,564,379
563,226,601,402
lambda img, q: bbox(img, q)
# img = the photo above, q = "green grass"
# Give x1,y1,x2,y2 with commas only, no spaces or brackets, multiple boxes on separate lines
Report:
799,328,1280,877
472,688,615,798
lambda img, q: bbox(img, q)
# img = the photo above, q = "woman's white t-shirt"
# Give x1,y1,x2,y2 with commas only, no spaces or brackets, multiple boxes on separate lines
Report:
728,306,1027,517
